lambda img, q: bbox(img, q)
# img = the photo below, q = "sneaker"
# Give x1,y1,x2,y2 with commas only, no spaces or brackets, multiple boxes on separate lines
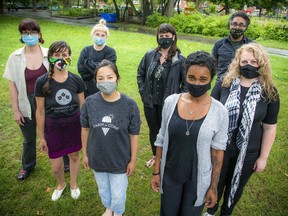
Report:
51,184,66,201
70,188,80,200
203,213,215,216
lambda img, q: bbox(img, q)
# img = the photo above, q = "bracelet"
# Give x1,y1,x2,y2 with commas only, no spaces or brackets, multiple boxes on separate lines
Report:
152,172,160,176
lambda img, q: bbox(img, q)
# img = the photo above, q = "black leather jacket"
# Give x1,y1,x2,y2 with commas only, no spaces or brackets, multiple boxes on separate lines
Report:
137,49,186,108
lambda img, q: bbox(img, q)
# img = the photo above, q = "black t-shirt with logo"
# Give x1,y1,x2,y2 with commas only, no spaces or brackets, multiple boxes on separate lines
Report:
35,72,86,118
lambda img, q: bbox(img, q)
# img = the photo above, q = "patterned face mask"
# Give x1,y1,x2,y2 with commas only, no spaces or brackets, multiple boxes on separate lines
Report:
49,57,70,71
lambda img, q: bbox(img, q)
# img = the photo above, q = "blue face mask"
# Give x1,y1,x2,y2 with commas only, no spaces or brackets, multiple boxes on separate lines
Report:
22,35,39,47
93,36,106,46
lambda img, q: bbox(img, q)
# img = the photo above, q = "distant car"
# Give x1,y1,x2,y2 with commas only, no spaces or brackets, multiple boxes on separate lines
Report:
7,2,18,11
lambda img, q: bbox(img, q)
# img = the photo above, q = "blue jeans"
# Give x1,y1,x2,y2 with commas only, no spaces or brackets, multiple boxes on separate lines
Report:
93,171,128,215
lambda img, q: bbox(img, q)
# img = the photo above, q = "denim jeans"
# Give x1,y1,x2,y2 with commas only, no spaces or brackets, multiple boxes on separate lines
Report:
93,171,128,215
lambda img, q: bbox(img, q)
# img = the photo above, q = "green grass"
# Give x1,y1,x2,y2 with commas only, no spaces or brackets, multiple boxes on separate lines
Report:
0,16,287,216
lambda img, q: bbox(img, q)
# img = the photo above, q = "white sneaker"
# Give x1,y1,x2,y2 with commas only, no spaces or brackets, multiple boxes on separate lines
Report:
51,184,66,201
203,213,215,216
70,188,80,200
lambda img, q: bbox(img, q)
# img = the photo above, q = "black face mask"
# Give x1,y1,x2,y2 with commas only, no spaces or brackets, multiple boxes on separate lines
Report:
186,82,211,98
230,29,244,40
240,64,260,79
158,38,174,49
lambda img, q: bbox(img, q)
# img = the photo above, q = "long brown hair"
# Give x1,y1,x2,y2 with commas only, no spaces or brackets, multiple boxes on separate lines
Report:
18,18,44,44
42,41,71,96
222,43,278,102
156,23,180,60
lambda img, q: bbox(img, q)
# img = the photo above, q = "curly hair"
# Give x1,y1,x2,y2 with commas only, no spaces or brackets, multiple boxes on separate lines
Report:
42,41,71,96
156,23,180,60
222,43,278,102
185,51,216,80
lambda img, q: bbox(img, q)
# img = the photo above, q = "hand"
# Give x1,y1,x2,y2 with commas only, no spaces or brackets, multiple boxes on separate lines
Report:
150,175,160,192
82,155,90,170
126,160,136,176
205,187,218,208
13,110,25,126
39,139,48,152
253,157,267,173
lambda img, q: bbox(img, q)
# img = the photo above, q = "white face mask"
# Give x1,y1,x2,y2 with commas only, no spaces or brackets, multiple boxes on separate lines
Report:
96,81,117,95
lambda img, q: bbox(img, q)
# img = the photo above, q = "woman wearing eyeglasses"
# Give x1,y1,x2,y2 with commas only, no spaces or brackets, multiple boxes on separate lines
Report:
137,23,186,168
3,18,49,180
77,19,117,98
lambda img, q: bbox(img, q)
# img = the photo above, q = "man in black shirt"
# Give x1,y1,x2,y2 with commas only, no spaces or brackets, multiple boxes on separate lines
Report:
212,12,253,82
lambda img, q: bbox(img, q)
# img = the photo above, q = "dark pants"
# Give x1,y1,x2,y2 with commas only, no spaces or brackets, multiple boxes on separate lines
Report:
160,179,205,216
144,105,162,156
19,94,36,171
207,144,260,216
84,80,99,98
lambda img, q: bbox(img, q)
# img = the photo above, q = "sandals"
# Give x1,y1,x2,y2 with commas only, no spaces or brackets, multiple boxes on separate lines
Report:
146,156,156,168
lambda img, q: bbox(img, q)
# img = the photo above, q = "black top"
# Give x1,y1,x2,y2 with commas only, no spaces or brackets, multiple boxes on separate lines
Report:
211,81,280,151
164,105,205,185
212,35,253,81
35,72,86,118
77,45,117,81
152,60,172,105
80,92,141,173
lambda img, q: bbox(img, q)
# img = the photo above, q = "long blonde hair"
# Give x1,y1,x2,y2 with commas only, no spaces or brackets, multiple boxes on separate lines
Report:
222,43,278,102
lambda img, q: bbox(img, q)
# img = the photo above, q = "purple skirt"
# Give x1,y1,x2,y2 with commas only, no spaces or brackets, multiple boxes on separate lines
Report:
45,112,82,159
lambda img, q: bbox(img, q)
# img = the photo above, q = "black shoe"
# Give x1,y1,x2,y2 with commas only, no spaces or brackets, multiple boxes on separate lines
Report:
64,165,70,173
17,170,30,180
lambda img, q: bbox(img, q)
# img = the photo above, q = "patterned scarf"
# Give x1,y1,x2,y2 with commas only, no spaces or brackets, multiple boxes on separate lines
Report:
224,77,261,208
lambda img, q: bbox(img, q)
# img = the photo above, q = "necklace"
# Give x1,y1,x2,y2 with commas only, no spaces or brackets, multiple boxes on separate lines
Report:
185,104,202,136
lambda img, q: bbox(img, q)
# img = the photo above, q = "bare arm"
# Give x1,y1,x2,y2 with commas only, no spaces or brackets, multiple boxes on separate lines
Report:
9,81,25,125
35,97,48,152
150,146,163,192
126,134,139,176
81,127,90,169
78,92,84,109
253,123,277,173
205,148,224,208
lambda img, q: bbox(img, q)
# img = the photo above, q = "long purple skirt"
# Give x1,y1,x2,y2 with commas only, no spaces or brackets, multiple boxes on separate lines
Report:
45,112,82,159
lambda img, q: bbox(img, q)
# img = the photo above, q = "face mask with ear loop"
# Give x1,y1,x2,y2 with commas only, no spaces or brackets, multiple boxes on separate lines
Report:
49,57,70,71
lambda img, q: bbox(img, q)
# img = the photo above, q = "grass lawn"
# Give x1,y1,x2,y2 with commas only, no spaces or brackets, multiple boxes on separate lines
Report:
0,16,287,216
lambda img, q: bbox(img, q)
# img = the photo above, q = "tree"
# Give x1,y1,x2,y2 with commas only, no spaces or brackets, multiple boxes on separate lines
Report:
209,0,251,14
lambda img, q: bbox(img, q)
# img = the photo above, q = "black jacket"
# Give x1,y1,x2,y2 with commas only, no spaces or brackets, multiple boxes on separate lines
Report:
137,49,186,108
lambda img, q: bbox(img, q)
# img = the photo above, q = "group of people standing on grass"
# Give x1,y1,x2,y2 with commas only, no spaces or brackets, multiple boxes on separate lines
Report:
3,11,280,216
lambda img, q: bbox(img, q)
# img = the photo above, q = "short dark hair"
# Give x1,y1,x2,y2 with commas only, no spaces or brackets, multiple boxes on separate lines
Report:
185,51,216,80
18,18,44,44
94,60,120,81
228,12,251,28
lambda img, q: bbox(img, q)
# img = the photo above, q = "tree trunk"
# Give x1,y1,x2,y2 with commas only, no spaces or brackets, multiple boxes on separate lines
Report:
32,0,37,11
165,0,174,17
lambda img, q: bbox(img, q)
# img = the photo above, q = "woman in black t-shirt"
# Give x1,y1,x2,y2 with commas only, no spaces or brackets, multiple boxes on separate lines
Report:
204,43,280,216
35,41,85,202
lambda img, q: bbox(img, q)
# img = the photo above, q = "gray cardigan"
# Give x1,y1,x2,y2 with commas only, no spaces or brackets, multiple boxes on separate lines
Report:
154,93,229,207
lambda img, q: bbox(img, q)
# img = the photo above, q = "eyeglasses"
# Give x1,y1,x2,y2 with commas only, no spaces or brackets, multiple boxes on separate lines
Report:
22,31,39,36
230,22,246,28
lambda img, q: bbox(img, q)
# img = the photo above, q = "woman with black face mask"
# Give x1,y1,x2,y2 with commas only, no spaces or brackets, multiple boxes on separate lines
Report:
137,23,186,169
150,51,229,216
204,43,280,216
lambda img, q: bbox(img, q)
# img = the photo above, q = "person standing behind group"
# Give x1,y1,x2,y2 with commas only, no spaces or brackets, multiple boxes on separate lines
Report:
78,19,117,98
35,41,86,201
137,23,186,168
3,18,48,180
203,43,280,216
212,11,253,82
150,51,229,216
81,60,141,216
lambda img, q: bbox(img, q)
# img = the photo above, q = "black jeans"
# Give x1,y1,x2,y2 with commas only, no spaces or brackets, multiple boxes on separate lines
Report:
144,105,162,156
207,144,260,216
19,94,36,171
160,179,204,216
